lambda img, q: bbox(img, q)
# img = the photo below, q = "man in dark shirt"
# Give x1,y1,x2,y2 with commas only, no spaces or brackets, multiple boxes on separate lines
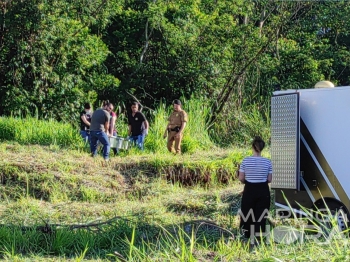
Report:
80,103,92,143
128,102,149,150
90,103,113,161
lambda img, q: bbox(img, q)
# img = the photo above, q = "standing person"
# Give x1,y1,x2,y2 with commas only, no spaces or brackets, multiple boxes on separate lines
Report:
163,99,188,154
109,110,117,137
238,136,272,244
90,102,114,161
109,108,118,155
80,103,92,143
101,100,117,137
128,102,149,150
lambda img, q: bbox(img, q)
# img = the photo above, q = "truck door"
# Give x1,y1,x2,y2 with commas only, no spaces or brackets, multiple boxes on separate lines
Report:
271,92,300,191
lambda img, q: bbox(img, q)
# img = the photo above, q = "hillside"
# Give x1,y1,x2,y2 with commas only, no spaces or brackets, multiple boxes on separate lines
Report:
0,142,248,260
0,142,349,261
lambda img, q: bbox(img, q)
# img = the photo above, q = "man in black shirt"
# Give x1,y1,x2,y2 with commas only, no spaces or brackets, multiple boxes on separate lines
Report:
80,103,92,143
128,102,149,150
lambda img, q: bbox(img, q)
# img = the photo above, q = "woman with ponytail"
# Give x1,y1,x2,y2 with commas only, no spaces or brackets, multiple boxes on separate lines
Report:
238,136,272,244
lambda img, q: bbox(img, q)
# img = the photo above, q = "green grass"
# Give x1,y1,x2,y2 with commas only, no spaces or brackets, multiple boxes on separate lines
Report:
0,97,271,153
0,141,348,261
145,98,214,154
0,116,84,148
0,142,244,260
211,101,271,147
0,100,345,261
0,98,217,154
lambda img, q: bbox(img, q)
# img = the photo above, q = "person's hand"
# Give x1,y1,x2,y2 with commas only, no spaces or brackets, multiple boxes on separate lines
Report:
144,129,148,136
163,133,167,139
175,132,181,138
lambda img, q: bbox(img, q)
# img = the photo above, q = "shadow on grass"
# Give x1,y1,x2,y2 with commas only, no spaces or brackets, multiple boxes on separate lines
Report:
164,192,242,218
0,215,239,260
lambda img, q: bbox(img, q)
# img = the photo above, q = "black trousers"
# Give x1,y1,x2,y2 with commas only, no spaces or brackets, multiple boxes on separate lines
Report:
240,181,270,239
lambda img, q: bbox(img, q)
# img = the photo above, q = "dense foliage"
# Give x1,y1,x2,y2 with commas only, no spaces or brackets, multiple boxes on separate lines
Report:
1,0,350,143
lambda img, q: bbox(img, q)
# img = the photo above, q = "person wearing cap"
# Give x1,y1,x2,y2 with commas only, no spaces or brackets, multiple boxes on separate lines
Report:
163,99,188,154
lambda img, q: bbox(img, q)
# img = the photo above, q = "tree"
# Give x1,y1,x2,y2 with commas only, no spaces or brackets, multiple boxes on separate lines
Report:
0,0,121,122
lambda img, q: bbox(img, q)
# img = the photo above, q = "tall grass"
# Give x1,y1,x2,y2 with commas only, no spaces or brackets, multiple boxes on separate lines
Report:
182,97,213,153
144,102,169,154
0,117,83,148
0,97,268,151
115,111,129,137
211,102,271,147
0,213,348,261
0,139,348,261
145,98,213,154
0,98,214,153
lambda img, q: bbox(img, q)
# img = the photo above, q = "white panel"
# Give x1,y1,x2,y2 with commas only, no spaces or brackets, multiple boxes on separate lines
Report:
298,87,350,196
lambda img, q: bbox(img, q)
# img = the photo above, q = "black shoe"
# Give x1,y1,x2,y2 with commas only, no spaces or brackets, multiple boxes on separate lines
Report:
112,148,118,156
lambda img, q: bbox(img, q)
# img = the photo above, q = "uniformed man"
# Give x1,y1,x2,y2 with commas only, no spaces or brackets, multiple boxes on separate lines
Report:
163,99,188,154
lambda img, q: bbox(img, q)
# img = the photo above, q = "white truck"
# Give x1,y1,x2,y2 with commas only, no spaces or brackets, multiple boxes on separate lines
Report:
271,84,350,228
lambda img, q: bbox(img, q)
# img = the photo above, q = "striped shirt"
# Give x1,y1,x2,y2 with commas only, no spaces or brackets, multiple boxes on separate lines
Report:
239,156,272,183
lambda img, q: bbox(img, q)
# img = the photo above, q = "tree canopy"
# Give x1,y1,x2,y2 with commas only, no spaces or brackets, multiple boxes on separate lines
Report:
1,0,350,124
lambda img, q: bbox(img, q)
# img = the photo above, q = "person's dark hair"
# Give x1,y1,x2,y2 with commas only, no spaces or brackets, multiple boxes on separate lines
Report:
252,136,265,153
84,103,91,110
173,99,181,105
131,101,139,108
102,100,110,107
107,102,114,110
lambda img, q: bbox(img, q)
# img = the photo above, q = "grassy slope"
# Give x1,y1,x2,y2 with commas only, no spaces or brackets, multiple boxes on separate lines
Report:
0,142,243,259
0,142,349,261
0,142,243,223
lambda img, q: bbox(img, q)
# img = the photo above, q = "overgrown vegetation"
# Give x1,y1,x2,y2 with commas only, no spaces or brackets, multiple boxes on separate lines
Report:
0,141,244,260
0,142,349,261
2,1,350,259
211,102,271,146
0,98,269,150
0,117,84,148
1,1,350,125
0,110,348,261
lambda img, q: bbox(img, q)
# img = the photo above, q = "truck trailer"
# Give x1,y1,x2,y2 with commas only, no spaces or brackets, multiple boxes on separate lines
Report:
271,85,350,229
